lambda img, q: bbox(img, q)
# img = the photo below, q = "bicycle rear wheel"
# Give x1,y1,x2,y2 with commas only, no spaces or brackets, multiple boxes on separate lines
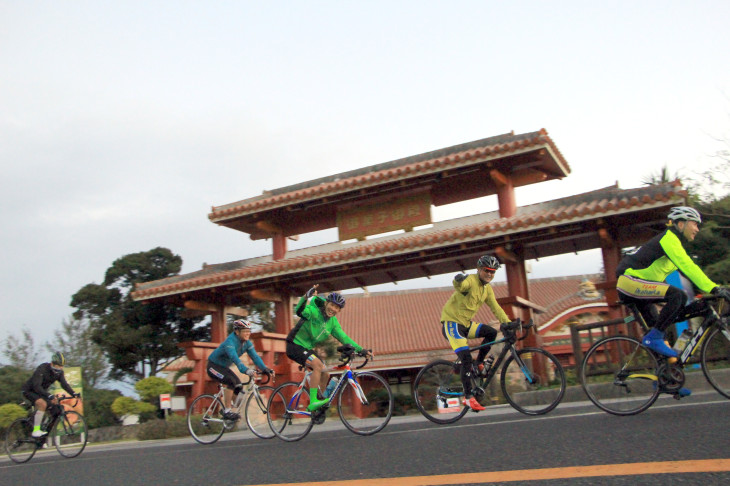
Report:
413,360,467,424
4,418,37,463
53,411,87,458
245,385,275,439
338,371,393,435
580,335,660,415
701,325,730,399
187,394,226,444
501,347,566,415
267,382,313,442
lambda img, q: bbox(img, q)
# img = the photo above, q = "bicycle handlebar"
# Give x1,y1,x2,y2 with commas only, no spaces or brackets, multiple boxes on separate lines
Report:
500,318,535,341
336,345,372,369
243,370,273,385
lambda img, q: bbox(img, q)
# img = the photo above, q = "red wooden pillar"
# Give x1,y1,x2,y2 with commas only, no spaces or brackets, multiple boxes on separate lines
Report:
273,233,287,261
210,304,227,344
273,293,292,335
599,228,623,321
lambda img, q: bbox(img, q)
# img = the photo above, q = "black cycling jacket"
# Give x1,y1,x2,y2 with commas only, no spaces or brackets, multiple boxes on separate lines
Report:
21,363,75,398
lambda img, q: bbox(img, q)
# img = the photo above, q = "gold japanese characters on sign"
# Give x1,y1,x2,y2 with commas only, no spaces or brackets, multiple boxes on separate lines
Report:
337,192,432,241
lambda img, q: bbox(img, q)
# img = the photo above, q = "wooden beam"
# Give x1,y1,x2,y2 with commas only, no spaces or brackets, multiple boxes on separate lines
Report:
224,306,249,317
256,221,282,234
249,289,283,302
489,169,509,187
184,301,220,313
494,246,519,264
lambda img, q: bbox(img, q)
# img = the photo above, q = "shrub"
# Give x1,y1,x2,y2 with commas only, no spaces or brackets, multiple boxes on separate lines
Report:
111,396,156,419
0,403,27,431
136,414,191,441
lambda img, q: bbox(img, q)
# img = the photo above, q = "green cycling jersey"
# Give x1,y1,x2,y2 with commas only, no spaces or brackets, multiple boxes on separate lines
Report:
287,295,362,351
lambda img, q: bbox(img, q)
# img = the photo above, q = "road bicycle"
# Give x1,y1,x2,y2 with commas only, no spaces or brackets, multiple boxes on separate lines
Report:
186,371,274,444
413,319,566,424
266,345,393,442
4,394,87,464
580,293,730,416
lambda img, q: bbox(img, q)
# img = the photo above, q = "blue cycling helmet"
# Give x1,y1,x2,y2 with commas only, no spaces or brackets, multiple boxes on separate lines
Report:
326,292,346,308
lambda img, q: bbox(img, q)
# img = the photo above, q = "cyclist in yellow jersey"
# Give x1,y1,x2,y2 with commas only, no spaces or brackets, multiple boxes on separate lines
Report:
616,206,730,397
440,255,511,411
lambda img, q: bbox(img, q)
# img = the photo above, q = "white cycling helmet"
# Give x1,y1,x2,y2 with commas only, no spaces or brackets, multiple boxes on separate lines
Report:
667,206,702,224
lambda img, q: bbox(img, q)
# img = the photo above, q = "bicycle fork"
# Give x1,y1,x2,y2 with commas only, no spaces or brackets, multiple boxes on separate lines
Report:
511,346,537,385
345,370,369,405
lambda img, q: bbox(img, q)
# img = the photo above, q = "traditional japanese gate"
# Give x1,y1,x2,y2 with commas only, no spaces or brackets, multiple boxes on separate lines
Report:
132,129,686,400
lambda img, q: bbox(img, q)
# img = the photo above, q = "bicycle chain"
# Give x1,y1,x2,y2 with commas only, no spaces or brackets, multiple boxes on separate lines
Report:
656,363,685,392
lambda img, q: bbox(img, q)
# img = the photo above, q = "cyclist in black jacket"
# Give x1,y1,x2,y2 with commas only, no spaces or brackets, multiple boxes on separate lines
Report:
21,352,79,437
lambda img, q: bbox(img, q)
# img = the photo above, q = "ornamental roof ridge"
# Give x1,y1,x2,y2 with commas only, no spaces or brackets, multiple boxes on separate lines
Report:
208,129,568,220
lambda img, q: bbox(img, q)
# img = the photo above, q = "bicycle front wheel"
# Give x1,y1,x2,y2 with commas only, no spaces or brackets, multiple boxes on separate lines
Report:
701,325,730,399
413,360,467,424
187,394,226,444
245,385,275,439
501,347,566,415
267,382,313,442
580,335,660,415
338,371,393,435
4,418,37,463
53,411,87,458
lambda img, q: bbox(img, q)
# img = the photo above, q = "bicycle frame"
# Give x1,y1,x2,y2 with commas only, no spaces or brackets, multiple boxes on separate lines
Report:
470,325,537,386
624,296,726,367
286,361,367,418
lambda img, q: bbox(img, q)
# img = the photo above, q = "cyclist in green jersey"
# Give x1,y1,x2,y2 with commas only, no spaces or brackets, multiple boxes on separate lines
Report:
617,206,730,366
441,255,512,411
286,284,373,411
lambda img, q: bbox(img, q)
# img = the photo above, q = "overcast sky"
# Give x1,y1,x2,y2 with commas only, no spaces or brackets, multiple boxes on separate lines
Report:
2,1,729,346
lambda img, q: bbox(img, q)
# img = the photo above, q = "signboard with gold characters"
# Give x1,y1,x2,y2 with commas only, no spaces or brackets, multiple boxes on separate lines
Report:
337,192,432,241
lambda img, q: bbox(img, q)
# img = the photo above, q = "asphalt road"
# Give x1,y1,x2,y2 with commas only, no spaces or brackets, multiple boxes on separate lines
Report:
2,392,729,486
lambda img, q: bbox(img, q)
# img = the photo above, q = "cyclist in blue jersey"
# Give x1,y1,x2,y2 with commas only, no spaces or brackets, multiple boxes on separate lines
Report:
207,319,274,421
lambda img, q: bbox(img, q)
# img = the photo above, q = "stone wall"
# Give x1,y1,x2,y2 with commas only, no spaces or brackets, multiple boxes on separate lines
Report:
87,424,140,443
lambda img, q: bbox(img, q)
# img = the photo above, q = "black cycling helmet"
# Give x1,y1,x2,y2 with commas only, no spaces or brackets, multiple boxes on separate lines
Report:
326,292,346,308
667,206,702,224
476,255,500,271
232,319,252,331
51,351,66,366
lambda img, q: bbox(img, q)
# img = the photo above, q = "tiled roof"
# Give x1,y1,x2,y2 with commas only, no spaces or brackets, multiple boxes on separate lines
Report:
329,275,609,371
132,181,685,301
208,129,569,223
339,275,607,357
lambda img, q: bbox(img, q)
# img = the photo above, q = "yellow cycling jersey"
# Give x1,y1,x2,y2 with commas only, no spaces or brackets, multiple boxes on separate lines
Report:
440,274,510,326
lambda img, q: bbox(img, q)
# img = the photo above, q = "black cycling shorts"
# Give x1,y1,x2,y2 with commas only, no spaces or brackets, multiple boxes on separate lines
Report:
22,390,51,407
286,341,319,367
206,361,241,389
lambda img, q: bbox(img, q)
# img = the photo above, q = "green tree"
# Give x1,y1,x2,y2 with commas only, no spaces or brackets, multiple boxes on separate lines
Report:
70,247,209,380
134,376,173,404
0,366,31,406
687,195,730,285
246,301,276,332
45,316,110,388
1,328,41,371
82,387,124,429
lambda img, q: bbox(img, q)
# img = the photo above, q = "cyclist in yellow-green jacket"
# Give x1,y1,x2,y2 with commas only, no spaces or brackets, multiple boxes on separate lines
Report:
286,284,373,412
441,255,512,412
617,206,730,371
